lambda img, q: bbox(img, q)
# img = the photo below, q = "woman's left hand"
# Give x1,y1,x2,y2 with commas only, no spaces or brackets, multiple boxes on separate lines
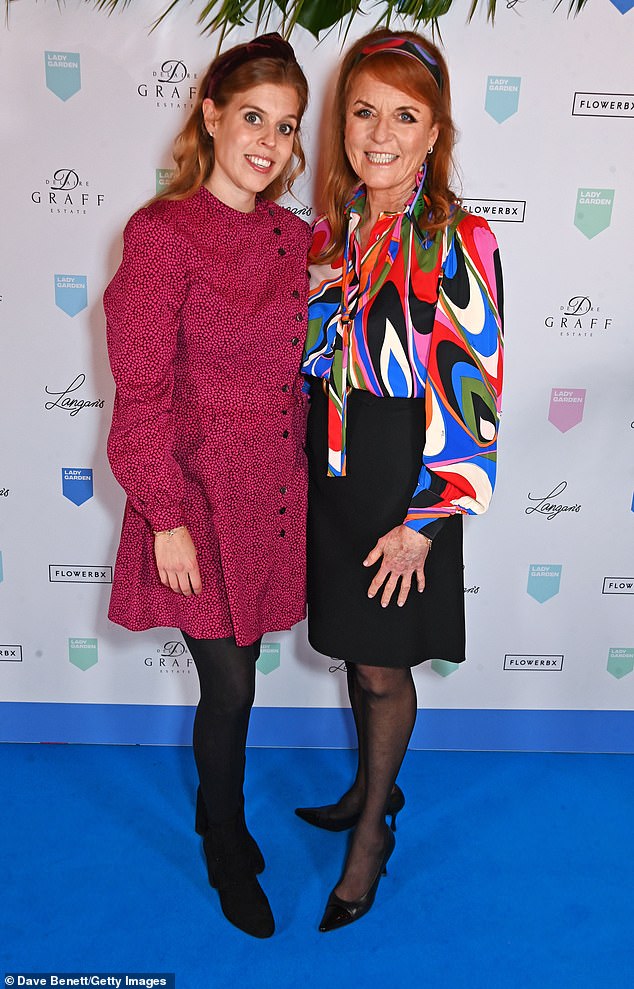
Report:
364,525,431,607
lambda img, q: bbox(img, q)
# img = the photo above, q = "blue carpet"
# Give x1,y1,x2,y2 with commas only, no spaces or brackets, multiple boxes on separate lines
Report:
1,744,633,987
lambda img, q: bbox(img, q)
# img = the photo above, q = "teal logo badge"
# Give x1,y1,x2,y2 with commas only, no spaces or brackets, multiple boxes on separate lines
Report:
256,642,280,675
574,189,615,239
55,275,87,317
45,51,81,101
61,467,93,506
431,659,460,677
527,564,562,603
485,76,521,123
156,169,175,194
69,637,98,671
607,647,634,679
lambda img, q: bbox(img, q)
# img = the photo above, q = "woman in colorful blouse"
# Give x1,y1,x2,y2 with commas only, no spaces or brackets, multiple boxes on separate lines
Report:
297,30,504,931
104,35,311,939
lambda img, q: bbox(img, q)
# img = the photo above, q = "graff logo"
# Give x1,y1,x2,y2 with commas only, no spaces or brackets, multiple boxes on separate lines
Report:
144,640,193,672
157,60,188,84
544,295,613,337
45,373,105,417
138,59,198,109
32,170,105,214
525,481,581,520
51,168,79,190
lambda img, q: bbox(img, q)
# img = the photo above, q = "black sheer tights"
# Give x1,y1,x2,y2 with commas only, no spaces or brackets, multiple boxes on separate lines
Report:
336,663,417,902
182,632,260,826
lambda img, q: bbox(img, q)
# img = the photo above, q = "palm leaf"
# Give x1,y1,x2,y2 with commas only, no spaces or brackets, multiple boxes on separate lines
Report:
4,0,593,39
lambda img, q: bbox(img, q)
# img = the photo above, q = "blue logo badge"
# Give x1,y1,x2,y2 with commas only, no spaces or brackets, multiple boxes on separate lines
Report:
45,51,81,101
609,0,634,12
527,564,562,603
61,468,93,506
485,76,521,123
55,275,88,317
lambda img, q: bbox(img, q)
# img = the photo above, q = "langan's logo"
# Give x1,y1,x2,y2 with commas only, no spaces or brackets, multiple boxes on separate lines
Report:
45,373,105,416
157,60,188,84
544,295,613,337
525,481,581,520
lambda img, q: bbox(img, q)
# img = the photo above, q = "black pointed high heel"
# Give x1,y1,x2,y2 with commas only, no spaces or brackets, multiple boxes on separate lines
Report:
318,824,396,932
195,787,265,874
295,783,405,833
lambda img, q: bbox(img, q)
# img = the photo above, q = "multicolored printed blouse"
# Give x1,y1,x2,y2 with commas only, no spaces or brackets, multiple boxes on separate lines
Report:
302,180,504,537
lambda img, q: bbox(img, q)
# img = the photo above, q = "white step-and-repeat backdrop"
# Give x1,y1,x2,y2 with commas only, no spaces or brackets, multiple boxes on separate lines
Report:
1,0,632,750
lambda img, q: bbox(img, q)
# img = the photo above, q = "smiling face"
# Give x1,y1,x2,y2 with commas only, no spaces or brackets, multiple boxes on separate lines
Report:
344,71,439,212
202,82,300,211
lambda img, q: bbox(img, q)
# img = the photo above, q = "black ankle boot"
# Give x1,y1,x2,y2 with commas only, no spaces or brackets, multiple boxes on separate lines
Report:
203,812,275,939
195,788,265,873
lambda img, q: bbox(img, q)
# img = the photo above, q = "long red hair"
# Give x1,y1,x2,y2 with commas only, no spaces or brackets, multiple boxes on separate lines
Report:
316,29,459,262
153,47,308,205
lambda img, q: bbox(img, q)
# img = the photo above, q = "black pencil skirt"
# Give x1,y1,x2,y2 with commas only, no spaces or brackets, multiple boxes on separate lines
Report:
306,380,466,668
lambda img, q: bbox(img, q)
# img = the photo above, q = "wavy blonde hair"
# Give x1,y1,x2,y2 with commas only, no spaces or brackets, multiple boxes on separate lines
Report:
315,29,459,262
153,48,308,205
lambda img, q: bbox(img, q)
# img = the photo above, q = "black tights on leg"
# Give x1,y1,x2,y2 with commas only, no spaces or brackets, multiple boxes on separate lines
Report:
335,663,417,902
182,632,260,826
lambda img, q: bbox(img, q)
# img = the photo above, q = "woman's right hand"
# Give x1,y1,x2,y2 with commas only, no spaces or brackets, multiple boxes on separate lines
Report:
154,526,202,596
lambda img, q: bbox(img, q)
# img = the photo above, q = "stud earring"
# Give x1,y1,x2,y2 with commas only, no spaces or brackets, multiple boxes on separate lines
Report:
428,145,434,154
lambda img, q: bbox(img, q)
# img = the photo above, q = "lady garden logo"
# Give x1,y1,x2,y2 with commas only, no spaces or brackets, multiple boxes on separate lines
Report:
61,468,93,506
574,189,615,239
55,275,87,317
527,565,562,603
485,76,521,122
68,637,98,671
45,52,81,101
548,389,586,432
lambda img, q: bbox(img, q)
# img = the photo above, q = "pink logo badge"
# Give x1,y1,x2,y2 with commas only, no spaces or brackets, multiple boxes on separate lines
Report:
548,388,586,433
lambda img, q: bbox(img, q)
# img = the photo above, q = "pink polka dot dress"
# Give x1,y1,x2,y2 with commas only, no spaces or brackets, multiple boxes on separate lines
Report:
104,186,311,646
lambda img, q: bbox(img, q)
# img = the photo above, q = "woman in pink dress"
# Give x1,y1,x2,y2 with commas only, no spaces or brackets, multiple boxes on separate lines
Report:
104,34,310,939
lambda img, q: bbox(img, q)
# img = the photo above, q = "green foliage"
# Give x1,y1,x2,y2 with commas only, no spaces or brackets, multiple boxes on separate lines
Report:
4,0,592,39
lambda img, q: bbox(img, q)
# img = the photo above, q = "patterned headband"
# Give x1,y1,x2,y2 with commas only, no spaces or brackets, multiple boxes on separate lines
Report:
205,33,298,100
353,36,443,92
